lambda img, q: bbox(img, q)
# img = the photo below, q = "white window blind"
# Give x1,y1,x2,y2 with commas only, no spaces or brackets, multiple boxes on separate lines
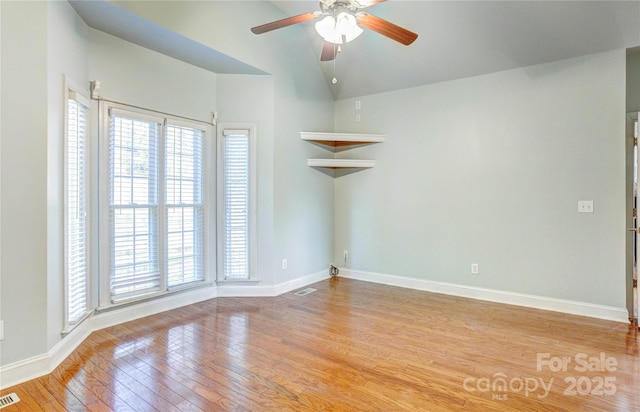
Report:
104,106,209,306
165,125,205,286
220,128,255,280
109,114,161,301
65,92,90,326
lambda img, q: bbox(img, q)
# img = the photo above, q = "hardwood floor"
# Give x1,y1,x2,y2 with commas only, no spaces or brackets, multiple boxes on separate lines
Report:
1,277,639,411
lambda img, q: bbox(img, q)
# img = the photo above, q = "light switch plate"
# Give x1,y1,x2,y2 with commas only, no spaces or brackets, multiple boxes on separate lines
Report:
578,200,594,213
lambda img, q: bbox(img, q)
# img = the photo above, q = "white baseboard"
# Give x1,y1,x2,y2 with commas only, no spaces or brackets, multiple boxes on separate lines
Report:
0,271,329,389
92,284,218,331
216,283,278,297
340,268,629,323
275,270,330,295
217,270,329,297
0,353,51,391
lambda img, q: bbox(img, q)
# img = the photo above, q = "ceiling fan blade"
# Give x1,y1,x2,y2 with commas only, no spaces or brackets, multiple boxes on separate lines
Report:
356,12,418,45
251,11,320,34
321,41,338,61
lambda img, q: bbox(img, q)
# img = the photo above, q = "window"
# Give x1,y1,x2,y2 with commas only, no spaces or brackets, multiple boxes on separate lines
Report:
100,105,210,307
108,111,161,301
64,83,91,330
165,124,205,287
218,126,257,281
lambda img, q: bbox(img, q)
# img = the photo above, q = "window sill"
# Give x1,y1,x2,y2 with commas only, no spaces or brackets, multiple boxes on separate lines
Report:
216,278,260,284
97,281,215,312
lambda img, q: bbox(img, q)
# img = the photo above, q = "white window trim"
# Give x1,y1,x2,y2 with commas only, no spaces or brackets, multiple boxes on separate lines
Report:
98,102,215,310
63,75,92,334
217,123,258,282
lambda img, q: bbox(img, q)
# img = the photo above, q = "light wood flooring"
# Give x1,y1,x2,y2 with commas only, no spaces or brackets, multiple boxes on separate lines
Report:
1,277,639,411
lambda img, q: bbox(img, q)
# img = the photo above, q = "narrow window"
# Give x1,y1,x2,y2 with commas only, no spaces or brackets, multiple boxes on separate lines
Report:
64,86,91,329
165,124,205,287
219,126,256,281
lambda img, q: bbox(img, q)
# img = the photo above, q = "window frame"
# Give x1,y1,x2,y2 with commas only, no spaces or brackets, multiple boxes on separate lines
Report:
165,119,210,289
63,76,92,333
98,102,214,309
217,123,258,282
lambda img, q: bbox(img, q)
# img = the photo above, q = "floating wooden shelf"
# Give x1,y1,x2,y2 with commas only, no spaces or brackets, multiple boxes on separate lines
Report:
307,159,376,169
300,132,385,148
302,131,384,174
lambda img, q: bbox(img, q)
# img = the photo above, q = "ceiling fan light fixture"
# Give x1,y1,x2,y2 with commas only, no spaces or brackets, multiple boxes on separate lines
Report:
336,12,363,42
315,15,341,44
315,12,363,45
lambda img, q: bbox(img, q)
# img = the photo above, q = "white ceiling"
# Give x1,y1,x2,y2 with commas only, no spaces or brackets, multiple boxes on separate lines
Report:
72,1,640,100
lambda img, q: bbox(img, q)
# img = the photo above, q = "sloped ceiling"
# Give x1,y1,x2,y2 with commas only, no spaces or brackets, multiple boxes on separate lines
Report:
71,0,640,100
268,0,640,99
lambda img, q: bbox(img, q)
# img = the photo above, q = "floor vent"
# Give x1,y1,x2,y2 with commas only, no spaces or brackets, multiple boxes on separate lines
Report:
294,288,317,296
0,393,20,409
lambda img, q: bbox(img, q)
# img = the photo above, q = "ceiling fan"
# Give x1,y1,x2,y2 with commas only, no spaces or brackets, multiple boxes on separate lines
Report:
250,0,418,61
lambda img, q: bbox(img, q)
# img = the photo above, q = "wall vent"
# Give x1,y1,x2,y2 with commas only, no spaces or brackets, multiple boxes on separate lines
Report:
0,393,20,409
294,288,317,296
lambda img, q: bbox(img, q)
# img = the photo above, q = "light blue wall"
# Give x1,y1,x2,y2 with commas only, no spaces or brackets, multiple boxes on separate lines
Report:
334,50,627,308
216,74,277,284
628,51,640,113
1,0,91,368
87,30,218,120
1,0,50,367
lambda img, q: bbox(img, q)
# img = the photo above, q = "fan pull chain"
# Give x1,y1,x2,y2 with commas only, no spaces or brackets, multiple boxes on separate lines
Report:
332,44,338,84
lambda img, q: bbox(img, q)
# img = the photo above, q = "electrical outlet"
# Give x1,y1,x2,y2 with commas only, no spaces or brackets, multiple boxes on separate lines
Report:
282,259,287,270
343,250,348,263
355,100,361,110
471,263,479,275
578,200,594,213
355,113,361,122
